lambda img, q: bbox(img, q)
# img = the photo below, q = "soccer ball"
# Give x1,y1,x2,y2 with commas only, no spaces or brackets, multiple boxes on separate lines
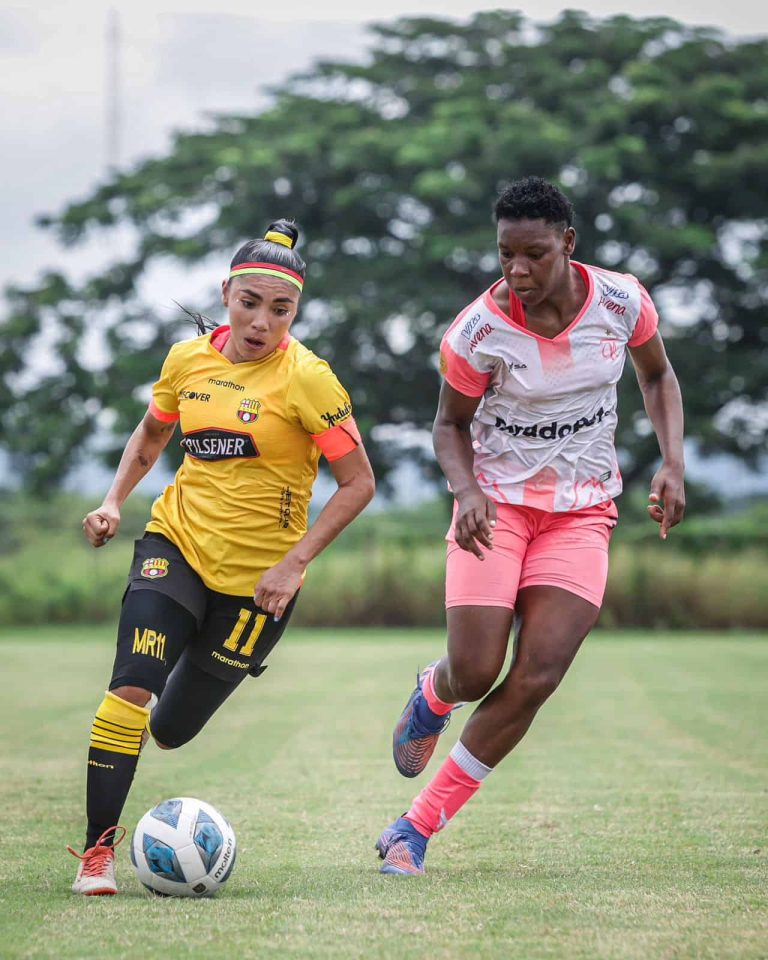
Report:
131,797,237,897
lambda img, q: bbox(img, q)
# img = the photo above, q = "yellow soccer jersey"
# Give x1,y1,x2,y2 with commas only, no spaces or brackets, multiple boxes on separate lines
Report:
146,326,360,595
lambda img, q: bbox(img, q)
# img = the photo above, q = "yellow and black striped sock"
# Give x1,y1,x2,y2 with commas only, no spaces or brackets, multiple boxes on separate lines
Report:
85,692,149,850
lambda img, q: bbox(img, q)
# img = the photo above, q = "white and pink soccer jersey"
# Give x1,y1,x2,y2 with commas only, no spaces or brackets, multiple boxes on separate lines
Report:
439,261,658,512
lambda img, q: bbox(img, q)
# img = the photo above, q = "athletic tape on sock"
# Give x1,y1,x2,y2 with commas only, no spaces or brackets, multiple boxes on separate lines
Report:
449,740,493,781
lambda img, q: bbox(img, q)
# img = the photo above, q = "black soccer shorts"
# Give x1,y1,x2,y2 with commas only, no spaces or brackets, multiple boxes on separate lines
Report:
110,532,298,693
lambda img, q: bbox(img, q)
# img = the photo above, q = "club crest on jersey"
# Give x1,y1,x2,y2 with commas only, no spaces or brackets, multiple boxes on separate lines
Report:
141,558,169,579
237,398,261,424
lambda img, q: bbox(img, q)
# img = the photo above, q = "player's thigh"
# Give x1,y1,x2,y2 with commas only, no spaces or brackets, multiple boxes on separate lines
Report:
513,584,601,675
445,504,529,691
185,590,300,683
518,502,617,610
109,587,199,697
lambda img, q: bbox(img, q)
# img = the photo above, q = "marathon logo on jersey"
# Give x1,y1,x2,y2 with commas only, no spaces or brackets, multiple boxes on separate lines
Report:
141,557,169,579
180,428,259,460
321,402,352,428
208,377,245,391
494,406,611,441
459,312,482,340
468,323,494,354
237,398,261,424
180,389,211,402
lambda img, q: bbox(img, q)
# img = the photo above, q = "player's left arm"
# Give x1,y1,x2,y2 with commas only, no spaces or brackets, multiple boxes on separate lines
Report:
253,445,376,619
628,332,686,539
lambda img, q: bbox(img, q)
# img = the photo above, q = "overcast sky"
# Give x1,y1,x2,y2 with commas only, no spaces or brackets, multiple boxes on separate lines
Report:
3,0,766,495
2,0,766,299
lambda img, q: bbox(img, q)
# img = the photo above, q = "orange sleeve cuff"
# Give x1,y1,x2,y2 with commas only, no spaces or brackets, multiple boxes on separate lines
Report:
440,341,491,397
312,417,361,461
628,282,660,347
148,400,180,423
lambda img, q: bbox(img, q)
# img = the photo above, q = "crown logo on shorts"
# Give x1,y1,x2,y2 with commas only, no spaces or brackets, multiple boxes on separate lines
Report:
141,557,169,579
237,398,261,424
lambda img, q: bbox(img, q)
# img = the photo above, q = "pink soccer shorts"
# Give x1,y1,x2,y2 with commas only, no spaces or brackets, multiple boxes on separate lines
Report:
445,499,618,610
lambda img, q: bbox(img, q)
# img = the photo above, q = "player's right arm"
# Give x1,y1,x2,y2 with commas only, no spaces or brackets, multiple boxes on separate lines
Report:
433,380,496,560
82,411,177,548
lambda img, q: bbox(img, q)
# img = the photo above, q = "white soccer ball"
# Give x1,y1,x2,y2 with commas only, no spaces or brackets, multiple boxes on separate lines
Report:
131,797,237,897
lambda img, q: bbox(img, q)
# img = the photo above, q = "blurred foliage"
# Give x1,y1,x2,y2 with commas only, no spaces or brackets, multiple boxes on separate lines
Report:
1,11,767,493
1,492,767,628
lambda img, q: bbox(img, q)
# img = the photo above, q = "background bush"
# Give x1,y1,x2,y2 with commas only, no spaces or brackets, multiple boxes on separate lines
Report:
1,493,766,630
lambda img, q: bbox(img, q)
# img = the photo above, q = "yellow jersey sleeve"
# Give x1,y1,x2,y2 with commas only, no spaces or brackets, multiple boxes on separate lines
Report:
288,353,361,461
149,345,182,422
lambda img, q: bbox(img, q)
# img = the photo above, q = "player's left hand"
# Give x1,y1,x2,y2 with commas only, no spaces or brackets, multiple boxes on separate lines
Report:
253,558,303,620
647,463,685,540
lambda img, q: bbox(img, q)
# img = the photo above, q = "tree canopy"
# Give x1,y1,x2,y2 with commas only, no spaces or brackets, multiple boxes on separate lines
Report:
2,10,767,493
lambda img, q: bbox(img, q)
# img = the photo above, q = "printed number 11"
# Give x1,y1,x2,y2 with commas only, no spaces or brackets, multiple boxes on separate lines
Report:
223,609,268,656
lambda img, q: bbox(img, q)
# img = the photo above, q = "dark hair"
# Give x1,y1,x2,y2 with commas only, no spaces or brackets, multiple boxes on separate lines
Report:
494,177,574,228
230,218,306,277
179,219,307,335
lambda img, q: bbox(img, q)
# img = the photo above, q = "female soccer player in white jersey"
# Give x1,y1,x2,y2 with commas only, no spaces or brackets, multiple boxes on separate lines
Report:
68,220,375,894
376,176,685,875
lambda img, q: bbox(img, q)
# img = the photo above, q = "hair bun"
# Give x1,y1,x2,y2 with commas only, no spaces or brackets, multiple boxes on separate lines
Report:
263,219,299,250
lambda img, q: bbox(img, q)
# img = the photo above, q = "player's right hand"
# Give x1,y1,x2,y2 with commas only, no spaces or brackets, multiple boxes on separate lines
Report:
82,504,121,548
454,490,497,560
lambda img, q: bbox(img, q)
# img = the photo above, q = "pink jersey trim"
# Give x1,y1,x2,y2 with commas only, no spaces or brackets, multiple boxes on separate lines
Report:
148,400,180,423
522,467,558,511
210,325,230,353
312,417,361,461
628,283,659,347
440,339,490,398
508,288,526,327
483,262,594,343
536,336,574,375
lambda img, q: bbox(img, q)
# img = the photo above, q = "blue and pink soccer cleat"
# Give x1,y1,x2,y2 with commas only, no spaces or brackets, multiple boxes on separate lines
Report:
375,817,428,875
392,662,453,778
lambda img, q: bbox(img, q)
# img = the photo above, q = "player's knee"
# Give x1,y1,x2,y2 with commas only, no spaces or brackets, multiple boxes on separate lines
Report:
109,685,153,708
148,717,195,751
148,721,186,750
513,663,564,707
446,663,498,703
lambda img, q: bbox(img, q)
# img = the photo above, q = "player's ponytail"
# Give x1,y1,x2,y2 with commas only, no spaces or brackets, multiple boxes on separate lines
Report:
174,301,217,335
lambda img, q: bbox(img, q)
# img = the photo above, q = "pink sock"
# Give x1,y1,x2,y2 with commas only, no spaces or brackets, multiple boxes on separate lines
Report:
422,666,456,716
404,742,492,838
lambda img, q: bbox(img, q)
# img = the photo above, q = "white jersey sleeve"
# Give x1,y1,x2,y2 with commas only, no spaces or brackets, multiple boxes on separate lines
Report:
439,301,499,397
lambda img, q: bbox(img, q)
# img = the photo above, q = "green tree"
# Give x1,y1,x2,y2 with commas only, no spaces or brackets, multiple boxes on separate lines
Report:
2,10,767,493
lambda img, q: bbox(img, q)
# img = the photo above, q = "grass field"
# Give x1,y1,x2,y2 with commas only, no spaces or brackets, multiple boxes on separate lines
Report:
0,626,766,960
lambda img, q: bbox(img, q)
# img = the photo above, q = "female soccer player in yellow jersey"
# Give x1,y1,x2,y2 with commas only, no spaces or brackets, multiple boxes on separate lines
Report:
68,219,375,895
